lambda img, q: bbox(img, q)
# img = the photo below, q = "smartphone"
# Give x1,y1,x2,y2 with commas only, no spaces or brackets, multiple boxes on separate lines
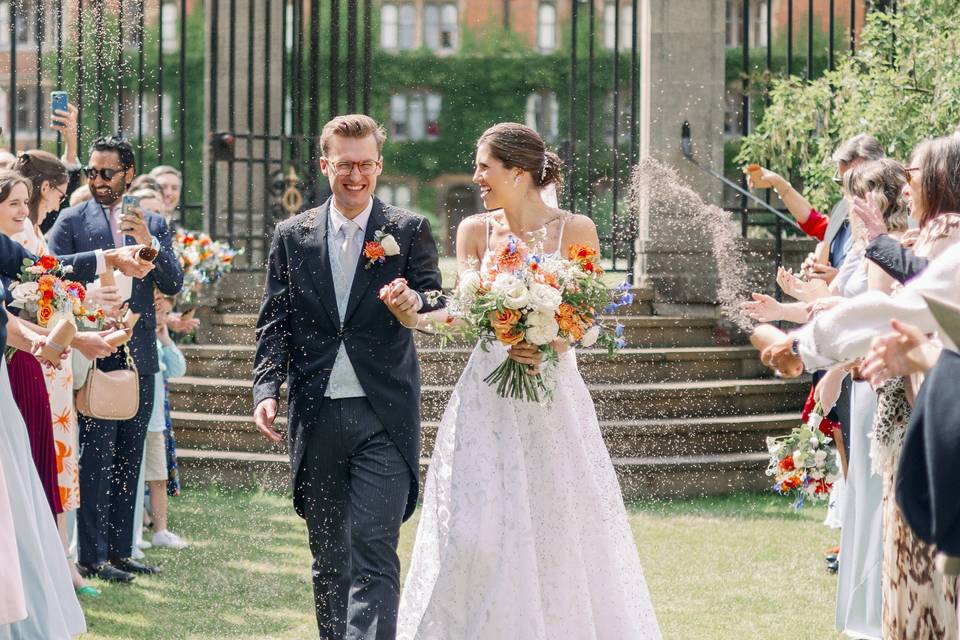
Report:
120,194,141,232
51,91,68,126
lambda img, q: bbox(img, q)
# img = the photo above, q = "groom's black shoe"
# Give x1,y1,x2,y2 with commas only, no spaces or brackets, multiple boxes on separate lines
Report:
110,557,162,575
78,563,136,583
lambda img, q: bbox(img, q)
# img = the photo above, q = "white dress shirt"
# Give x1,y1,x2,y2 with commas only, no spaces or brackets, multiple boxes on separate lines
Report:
324,198,373,399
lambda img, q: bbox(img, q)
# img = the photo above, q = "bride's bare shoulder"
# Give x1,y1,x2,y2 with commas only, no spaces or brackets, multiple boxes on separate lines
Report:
456,212,493,238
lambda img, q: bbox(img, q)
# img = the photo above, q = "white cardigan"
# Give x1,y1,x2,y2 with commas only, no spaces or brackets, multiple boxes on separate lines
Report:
794,241,960,371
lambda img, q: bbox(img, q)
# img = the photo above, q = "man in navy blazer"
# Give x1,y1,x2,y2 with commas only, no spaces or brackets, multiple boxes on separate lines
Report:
48,135,183,583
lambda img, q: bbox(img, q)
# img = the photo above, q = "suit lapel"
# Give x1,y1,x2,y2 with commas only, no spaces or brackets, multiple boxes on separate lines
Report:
303,201,341,330
342,199,386,327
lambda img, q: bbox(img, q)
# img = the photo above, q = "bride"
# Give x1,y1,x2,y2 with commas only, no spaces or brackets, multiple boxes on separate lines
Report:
381,123,661,639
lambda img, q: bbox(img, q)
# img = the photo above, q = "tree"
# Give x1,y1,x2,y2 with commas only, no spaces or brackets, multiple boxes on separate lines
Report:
737,0,960,211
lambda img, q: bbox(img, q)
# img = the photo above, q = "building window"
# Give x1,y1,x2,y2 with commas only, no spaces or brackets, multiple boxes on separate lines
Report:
0,0,31,46
525,92,559,143
381,3,398,49
726,0,767,48
537,2,556,53
377,183,413,209
424,3,458,52
398,3,416,50
603,3,634,51
390,93,441,141
161,1,178,54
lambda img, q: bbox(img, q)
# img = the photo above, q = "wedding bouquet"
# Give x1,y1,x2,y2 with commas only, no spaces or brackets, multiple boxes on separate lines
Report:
7,255,104,329
173,230,242,305
765,404,841,509
446,238,631,402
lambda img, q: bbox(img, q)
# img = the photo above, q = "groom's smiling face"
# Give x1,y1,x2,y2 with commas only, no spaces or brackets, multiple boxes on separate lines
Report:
320,134,383,217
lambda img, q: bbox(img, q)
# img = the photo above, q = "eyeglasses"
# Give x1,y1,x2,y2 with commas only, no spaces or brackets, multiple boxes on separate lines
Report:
52,184,67,200
325,158,381,176
84,167,124,181
832,169,843,186
904,166,920,177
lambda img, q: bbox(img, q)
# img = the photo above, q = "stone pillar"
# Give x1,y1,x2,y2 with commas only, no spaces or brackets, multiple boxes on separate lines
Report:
635,0,727,304
204,0,285,270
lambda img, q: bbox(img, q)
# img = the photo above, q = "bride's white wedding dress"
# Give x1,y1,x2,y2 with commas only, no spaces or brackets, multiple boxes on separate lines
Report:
397,227,661,639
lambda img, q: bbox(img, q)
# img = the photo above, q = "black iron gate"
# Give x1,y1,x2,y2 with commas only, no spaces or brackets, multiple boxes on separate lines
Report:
205,0,643,276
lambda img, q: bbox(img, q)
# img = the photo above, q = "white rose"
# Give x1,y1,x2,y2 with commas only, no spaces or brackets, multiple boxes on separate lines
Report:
491,273,529,310
380,234,401,256
524,310,559,346
814,450,828,466
11,281,39,302
527,282,562,313
457,270,482,299
580,324,601,348
792,450,803,469
809,436,820,448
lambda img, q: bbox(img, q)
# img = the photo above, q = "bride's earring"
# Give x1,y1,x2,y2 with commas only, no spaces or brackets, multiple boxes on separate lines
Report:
513,173,521,187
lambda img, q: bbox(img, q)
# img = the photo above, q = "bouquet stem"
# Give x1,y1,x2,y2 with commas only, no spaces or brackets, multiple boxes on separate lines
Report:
484,357,546,402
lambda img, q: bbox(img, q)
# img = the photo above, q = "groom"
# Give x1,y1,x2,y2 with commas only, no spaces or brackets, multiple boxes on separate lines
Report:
252,114,443,639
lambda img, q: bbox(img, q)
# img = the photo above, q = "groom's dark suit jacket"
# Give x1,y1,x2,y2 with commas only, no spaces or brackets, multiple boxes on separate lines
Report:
252,197,443,521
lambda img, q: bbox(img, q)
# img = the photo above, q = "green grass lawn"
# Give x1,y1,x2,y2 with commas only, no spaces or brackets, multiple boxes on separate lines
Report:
78,488,842,639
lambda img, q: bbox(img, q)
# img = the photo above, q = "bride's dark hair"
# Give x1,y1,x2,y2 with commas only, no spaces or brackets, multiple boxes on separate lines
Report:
476,123,563,189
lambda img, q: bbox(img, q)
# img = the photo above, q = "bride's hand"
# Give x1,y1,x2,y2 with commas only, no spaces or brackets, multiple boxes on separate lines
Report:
379,278,418,328
508,341,542,375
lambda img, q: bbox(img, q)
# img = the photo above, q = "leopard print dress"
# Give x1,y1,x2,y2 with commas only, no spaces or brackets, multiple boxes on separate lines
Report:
875,379,958,639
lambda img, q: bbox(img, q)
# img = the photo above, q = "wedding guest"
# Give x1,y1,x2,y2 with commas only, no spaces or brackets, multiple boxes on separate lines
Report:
40,103,85,234
68,184,92,208
48,135,184,583
746,134,884,280
129,174,162,195
145,290,188,550
149,165,182,224
0,149,16,170
762,134,960,639
12,151,112,597
0,192,152,639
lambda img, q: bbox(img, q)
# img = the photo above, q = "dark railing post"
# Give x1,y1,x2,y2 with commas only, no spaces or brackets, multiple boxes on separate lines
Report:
8,0,16,151
117,0,124,132
362,0,371,114
828,0,835,71
328,0,339,119
611,0,621,270
227,0,237,242
35,0,43,148
246,0,256,240
347,0,357,113
849,0,856,53
566,0,578,211
585,0,594,220
208,0,220,238
93,0,104,134
786,0,793,75
56,0,64,157
179,0,188,225
262,0,272,256
806,0,814,80
740,0,750,237
137,0,145,166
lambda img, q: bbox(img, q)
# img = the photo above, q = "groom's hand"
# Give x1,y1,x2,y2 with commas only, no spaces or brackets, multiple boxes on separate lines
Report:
254,398,282,444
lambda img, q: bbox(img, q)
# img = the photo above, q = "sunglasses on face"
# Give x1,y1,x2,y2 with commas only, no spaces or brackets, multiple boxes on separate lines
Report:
84,167,124,181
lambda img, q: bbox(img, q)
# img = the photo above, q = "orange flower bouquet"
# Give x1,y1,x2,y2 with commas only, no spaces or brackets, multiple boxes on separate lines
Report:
446,237,632,402
765,403,841,509
7,255,102,329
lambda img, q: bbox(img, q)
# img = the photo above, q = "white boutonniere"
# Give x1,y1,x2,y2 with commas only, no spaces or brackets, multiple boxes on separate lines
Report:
362,227,400,269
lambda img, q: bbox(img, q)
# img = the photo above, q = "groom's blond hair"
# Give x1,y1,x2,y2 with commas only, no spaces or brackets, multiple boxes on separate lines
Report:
320,114,386,157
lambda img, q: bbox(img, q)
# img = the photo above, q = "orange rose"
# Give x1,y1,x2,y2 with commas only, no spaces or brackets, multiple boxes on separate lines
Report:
37,304,54,327
494,324,525,346
555,303,585,341
489,308,521,333
364,241,386,261
38,274,55,290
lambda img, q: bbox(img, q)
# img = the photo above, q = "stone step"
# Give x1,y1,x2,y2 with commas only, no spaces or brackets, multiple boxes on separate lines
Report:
180,343,768,383
174,447,772,500
171,410,797,459
194,313,720,349
168,376,808,422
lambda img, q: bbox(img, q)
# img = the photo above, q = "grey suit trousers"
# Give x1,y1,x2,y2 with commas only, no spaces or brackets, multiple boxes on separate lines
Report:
298,397,411,640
